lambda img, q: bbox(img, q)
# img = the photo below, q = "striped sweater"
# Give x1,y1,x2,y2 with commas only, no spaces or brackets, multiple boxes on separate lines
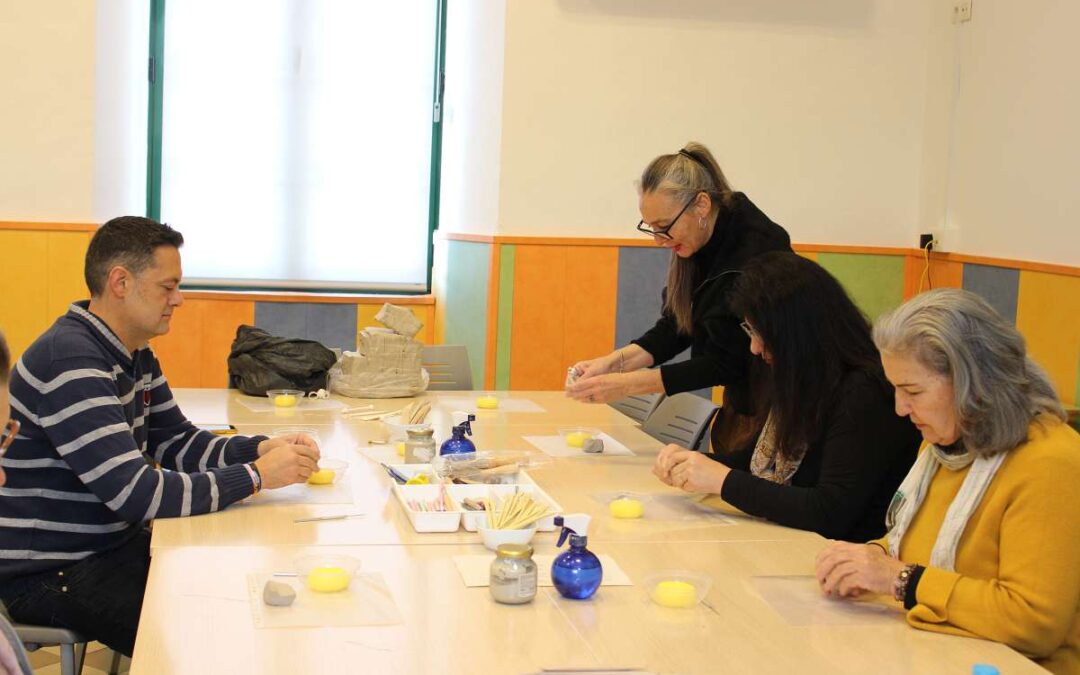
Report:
0,302,261,581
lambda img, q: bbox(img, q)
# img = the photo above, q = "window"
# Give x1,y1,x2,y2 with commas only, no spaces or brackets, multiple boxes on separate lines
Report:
148,1,446,292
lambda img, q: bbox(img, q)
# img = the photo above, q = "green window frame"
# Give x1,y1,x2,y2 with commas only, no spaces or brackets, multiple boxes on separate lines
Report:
145,0,447,294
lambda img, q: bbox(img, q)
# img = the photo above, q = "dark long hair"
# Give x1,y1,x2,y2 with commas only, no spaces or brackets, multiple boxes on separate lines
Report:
0,331,9,383
729,252,885,458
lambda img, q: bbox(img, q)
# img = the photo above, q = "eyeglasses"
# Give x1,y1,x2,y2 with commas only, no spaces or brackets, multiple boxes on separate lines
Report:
739,320,758,340
0,419,19,456
636,196,697,240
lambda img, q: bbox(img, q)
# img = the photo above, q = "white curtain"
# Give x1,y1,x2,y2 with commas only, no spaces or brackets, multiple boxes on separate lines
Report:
160,1,437,290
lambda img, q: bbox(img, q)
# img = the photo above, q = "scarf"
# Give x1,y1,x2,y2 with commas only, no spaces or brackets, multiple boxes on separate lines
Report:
885,442,1007,570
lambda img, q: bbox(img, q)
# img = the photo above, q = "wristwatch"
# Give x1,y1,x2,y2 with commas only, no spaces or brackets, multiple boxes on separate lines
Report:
893,563,918,602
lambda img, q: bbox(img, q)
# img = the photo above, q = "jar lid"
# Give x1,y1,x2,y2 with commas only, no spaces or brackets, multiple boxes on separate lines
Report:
406,427,435,438
495,543,534,559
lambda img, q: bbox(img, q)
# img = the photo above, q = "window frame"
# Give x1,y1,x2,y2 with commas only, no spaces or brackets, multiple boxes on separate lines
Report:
145,0,447,294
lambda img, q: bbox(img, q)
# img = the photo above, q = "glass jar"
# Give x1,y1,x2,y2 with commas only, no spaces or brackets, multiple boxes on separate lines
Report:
404,427,436,464
489,543,537,605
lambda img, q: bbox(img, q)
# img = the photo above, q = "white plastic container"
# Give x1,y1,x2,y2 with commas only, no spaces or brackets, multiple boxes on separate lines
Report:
452,483,562,532
392,483,462,532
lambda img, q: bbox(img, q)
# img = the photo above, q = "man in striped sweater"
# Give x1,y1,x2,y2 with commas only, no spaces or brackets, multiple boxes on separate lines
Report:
0,217,321,657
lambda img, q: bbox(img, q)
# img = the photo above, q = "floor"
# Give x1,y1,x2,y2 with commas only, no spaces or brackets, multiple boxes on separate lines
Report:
26,642,128,675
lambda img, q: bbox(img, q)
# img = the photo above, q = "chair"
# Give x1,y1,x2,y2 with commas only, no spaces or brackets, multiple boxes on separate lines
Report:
14,624,87,675
609,393,665,424
641,392,719,451
421,345,473,390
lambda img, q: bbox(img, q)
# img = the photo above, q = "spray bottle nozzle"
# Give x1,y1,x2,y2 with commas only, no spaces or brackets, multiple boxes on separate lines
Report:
554,515,577,547
452,414,475,437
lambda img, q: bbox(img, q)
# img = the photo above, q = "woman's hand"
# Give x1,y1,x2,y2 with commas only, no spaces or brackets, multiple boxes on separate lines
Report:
814,541,909,599
570,353,621,381
652,444,730,494
566,373,632,403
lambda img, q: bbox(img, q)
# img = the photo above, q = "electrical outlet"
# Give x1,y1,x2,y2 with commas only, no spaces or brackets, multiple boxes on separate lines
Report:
920,234,935,251
953,0,972,23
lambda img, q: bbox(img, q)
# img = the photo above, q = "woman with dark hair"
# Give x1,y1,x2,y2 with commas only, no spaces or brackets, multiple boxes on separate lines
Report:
0,331,34,675
653,252,920,541
567,142,791,427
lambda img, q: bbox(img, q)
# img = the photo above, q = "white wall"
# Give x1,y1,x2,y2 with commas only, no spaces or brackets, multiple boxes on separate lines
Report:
437,0,507,235
495,0,945,247
941,0,1080,265
93,0,149,222
0,1,95,221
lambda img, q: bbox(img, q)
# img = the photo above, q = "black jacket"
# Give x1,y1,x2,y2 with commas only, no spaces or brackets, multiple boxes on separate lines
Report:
631,192,791,408
718,369,921,542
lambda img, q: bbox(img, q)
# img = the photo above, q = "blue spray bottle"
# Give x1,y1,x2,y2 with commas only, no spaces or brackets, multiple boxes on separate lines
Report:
551,515,602,600
439,414,476,456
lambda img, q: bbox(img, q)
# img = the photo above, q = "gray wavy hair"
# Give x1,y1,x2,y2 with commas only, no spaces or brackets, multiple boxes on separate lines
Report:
873,288,1065,456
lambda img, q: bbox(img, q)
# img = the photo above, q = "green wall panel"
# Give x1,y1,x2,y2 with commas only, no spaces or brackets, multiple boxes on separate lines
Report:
817,253,905,321
494,244,516,390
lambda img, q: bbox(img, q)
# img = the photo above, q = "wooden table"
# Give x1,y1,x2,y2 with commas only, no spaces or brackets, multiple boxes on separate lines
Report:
131,390,1041,674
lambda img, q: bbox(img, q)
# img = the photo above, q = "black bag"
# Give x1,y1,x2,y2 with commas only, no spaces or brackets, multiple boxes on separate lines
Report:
227,325,338,396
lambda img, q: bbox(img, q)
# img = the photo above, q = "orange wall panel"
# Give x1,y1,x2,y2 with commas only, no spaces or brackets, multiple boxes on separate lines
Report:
902,253,963,300
509,245,568,390
562,246,619,369
151,298,255,388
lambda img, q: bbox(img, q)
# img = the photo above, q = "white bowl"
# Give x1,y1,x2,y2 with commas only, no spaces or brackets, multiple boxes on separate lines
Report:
478,525,537,551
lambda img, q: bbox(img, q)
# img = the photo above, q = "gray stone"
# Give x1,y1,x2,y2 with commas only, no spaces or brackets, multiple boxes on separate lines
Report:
583,438,604,454
263,580,297,607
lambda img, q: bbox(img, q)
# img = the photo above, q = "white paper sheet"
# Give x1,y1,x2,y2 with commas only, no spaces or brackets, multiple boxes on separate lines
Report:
750,575,899,626
438,396,547,413
523,433,634,458
452,553,633,587
236,397,346,413
590,492,736,524
241,478,355,505
247,572,401,628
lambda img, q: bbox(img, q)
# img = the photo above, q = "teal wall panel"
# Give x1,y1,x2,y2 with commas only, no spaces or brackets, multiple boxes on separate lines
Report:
443,240,491,388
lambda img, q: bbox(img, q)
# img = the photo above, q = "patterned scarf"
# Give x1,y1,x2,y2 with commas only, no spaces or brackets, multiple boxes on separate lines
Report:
749,412,807,485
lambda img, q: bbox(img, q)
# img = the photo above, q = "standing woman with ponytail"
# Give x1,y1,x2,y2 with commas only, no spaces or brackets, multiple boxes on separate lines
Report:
567,143,791,429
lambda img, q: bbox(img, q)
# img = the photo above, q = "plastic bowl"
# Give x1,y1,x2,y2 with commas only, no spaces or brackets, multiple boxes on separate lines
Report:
642,570,713,609
266,389,305,408
294,553,361,593
558,427,602,449
306,458,348,486
272,426,322,444
383,416,432,441
478,525,537,551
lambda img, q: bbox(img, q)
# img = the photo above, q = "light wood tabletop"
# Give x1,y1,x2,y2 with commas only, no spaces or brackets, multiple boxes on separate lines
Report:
131,540,1041,675
151,390,818,549
131,389,1041,674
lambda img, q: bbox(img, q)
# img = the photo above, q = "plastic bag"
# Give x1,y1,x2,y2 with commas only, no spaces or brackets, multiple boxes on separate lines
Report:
227,325,338,396
329,329,428,398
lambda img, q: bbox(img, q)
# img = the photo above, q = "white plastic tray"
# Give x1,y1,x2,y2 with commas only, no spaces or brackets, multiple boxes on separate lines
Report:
388,466,562,534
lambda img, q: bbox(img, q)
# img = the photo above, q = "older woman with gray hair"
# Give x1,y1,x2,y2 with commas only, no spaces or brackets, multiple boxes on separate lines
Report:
815,289,1080,675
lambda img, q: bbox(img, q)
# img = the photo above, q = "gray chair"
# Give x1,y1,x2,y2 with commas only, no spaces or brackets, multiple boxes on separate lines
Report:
641,392,719,451
421,345,473,390
14,624,87,675
609,393,665,424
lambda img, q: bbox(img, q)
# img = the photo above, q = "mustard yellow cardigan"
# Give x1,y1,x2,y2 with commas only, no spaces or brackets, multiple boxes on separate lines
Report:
883,418,1080,674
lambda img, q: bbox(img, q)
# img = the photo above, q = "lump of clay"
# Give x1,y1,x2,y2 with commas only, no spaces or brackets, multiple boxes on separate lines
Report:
583,438,604,454
263,580,297,607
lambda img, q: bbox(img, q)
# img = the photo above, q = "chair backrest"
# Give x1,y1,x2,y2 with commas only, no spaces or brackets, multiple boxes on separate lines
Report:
421,345,473,391
609,393,665,424
641,392,719,450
